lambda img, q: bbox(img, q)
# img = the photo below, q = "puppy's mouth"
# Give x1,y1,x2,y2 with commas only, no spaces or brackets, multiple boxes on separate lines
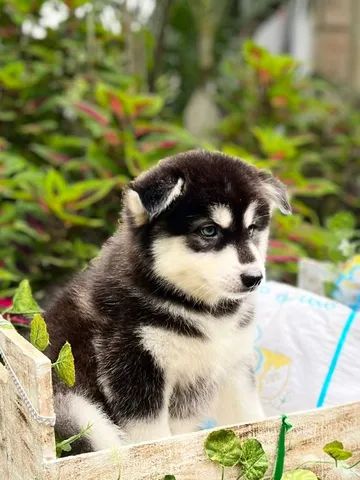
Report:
224,282,262,297
223,288,257,300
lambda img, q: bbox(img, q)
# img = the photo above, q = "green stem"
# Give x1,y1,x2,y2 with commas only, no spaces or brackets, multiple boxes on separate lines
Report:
273,415,293,480
347,459,360,470
221,466,225,480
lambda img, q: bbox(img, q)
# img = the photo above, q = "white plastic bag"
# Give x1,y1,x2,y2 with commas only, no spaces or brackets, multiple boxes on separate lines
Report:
255,281,360,416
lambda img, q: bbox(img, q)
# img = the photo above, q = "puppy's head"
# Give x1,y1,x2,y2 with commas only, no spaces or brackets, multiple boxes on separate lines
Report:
124,150,291,306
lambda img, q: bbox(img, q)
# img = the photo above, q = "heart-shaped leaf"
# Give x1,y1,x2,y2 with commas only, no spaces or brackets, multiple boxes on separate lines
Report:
53,341,76,387
238,438,269,480
30,313,49,352
6,279,41,316
205,429,242,467
323,441,352,463
282,469,318,480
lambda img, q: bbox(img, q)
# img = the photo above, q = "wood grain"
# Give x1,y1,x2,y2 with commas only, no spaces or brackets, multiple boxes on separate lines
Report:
43,402,360,480
0,325,56,480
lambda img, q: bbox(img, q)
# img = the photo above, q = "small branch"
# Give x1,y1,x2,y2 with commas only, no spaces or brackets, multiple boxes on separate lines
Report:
347,459,360,470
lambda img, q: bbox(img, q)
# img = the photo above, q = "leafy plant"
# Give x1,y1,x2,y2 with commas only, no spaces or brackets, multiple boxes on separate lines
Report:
29,313,49,352
323,441,352,466
1,279,75,388
55,422,93,458
205,429,243,468
163,417,360,480
4,279,41,316
237,439,268,480
204,428,269,480
0,1,197,298
204,430,268,480
216,40,360,282
52,341,76,387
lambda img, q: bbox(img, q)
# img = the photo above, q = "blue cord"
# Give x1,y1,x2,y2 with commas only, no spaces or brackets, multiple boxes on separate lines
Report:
316,294,360,407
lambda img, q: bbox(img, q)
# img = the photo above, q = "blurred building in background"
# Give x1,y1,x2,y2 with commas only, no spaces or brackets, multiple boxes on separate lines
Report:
255,0,360,91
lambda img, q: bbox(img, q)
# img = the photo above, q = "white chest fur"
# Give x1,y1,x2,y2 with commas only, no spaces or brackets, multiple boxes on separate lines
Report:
139,307,255,388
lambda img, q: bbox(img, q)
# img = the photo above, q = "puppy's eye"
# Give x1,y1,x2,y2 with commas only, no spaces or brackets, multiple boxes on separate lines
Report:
199,225,219,238
248,224,258,237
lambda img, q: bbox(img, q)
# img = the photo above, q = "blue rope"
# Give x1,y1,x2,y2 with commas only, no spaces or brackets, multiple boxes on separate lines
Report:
316,294,360,407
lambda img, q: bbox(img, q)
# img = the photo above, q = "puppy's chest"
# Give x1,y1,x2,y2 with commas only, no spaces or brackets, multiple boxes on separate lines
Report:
139,319,254,386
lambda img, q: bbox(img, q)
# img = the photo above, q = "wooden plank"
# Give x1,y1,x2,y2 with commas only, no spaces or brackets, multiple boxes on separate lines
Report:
44,402,360,480
0,324,56,480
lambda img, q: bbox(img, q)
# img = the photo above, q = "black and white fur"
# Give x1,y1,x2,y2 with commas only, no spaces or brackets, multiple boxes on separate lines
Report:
45,150,291,453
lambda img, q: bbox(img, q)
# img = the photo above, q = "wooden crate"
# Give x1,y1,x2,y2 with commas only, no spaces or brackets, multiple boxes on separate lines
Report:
1,323,360,480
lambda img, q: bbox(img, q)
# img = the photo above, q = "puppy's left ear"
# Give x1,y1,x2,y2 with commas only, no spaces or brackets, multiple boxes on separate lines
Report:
125,171,185,226
258,170,292,215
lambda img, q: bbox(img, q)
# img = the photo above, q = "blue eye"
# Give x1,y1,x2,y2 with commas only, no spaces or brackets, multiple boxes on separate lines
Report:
199,225,218,238
248,224,258,237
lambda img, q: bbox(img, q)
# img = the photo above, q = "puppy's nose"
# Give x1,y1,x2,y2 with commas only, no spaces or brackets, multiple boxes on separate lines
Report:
241,273,263,290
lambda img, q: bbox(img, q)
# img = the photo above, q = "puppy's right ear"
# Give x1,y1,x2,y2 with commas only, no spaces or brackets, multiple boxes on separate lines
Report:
125,171,184,226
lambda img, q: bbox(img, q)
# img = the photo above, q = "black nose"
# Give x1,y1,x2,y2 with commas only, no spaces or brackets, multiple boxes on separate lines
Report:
241,273,263,290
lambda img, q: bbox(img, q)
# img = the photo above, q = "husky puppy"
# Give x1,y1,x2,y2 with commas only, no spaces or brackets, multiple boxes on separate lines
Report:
45,150,291,453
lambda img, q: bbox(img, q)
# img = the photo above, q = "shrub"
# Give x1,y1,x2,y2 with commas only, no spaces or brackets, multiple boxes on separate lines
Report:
0,1,196,297
215,41,360,281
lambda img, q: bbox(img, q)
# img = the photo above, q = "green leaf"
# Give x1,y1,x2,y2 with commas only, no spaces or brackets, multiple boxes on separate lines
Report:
292,179,338,197
323,441,352,464
0,268,20,282
56,422,92,457
0,61,27,89
53,341,76,387
237,438,268,480
252,127,301,160
163,476,176,480
282,469,318,480
325,212,356,232
0,315,15,330
6,279,41,316
30,313,49,352
204,429,242,467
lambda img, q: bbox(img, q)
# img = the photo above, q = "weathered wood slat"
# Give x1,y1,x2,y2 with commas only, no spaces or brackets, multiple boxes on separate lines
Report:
43,402,360,480
0,325,56,480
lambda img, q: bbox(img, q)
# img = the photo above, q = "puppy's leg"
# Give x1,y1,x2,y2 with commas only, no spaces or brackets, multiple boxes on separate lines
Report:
214,367,265,426
125,408,171,443
55,391,124,453
170,416,201,435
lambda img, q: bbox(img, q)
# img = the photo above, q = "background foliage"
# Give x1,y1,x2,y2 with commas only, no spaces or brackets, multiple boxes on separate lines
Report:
0,0,359,298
